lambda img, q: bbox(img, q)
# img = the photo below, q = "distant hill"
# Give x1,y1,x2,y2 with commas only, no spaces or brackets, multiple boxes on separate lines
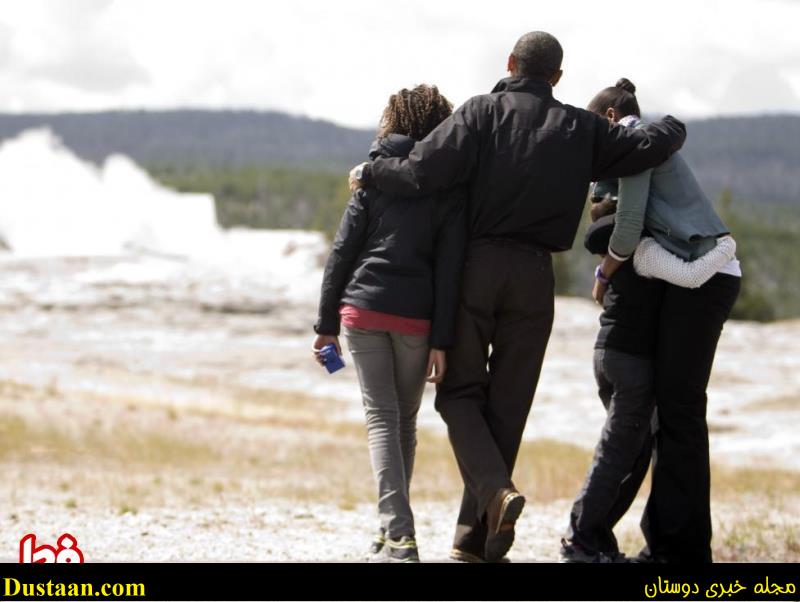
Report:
0,110,797,204
0,110,374,171
680,115,800,206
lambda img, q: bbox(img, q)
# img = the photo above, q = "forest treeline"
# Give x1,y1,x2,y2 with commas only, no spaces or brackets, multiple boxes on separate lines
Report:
150,163,799,322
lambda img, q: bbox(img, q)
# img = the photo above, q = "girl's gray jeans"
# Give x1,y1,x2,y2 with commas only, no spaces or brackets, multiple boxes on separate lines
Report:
343,326,429,539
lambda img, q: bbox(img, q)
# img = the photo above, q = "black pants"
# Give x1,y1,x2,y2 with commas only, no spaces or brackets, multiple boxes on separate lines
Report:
434,240,554,556
642,273,741,563
567,348,656,556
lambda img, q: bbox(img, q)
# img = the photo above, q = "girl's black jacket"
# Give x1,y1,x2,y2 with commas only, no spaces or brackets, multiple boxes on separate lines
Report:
314,134,467,349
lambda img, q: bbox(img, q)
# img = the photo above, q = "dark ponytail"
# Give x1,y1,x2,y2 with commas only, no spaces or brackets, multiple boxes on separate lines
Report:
614,77,636,94
587,78,641,118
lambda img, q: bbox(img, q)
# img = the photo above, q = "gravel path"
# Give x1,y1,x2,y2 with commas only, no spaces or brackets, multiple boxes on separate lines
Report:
0,498,629,562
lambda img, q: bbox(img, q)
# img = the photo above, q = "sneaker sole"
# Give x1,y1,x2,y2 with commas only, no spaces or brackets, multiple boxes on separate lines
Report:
484,493,525,562
559,556,583,563
450,548,512,564
559,555,612,564
449,548,486,563
559,547,614,564
382,538,419,563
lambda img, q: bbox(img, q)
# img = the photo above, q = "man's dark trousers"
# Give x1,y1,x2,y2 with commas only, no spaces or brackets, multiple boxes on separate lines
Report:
435,239,554,555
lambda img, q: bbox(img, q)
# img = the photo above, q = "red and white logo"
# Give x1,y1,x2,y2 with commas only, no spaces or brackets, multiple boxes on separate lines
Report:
19,533,84,563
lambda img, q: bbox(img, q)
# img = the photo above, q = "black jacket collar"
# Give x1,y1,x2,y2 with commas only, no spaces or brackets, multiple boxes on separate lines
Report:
369,133,416,160
491,76,553,98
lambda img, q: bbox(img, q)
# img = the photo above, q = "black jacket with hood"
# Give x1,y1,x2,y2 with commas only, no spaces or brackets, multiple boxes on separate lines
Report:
360,77,687,252
584,214,665,357
315,134,467,349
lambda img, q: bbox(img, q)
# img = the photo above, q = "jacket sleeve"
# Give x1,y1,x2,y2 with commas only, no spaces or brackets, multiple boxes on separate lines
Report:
314,190,370,335
608,169,652,260
584,214,616,255
429,191,468,349
591,115,686,181
364,98,482,197
633,236,736,289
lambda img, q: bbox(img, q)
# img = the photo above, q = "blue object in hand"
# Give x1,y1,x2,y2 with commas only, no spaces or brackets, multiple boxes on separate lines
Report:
320,343,345,374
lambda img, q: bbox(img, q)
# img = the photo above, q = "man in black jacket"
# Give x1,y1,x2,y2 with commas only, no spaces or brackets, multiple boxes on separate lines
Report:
349,31,687,562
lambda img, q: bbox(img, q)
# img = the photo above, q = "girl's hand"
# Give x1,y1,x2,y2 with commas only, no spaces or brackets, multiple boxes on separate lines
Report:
312,335,341,366
349,162,368,192
426,349,447,384
592,279,608,304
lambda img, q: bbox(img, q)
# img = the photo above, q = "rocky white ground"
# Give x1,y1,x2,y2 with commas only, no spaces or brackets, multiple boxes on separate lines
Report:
1,253,795,469
0,254,797,562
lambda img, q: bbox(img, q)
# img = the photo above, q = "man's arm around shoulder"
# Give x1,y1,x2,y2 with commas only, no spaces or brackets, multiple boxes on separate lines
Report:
352,96,484,197
592,114,686,181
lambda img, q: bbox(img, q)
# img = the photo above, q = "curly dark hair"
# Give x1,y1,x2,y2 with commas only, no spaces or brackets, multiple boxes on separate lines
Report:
379,84,453,141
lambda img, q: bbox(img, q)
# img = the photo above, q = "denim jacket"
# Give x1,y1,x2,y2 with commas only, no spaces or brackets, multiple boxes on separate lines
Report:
601,117,729,261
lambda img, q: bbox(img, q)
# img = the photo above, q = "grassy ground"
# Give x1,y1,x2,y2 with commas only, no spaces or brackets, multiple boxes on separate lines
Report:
1,379,798,561
743,394,799,412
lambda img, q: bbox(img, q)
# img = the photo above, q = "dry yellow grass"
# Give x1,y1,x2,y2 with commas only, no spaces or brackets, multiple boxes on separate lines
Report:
1,382,798,561
0,413,216,466
743,394,799,412
414,429,593,503
713,465,800,499
3,389,798,503
715,512,800,562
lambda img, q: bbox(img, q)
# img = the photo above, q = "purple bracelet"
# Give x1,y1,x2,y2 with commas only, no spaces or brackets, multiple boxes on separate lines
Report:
595,265,610,285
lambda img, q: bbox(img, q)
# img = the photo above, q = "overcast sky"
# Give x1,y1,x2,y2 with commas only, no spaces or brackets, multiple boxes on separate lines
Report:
0,0,798,128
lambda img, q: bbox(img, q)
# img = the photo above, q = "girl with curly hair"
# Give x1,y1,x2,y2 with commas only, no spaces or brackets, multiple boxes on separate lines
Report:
313,85,466,562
